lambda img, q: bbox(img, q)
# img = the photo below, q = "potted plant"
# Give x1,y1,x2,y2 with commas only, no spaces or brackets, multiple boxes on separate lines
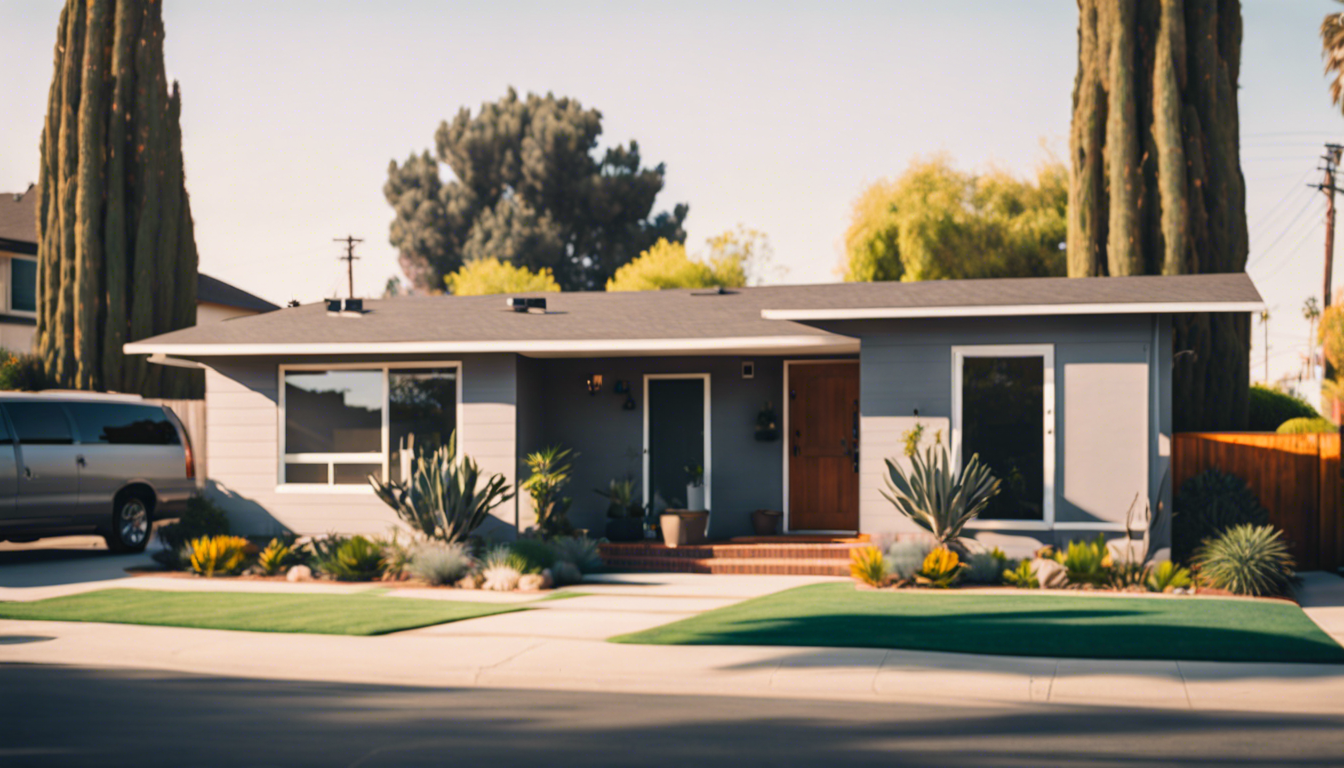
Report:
684,465,706,511
659,507,709,548
596,478,645,542
750,509,783,536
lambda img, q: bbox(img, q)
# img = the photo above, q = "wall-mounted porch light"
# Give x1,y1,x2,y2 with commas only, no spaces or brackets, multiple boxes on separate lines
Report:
586,374,604,395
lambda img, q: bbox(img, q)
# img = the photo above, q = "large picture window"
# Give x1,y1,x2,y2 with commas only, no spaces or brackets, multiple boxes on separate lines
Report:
952,345,1054,526
280,364,459,487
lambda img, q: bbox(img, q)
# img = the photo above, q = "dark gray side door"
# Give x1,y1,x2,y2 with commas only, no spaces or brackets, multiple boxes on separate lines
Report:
3,402,79,525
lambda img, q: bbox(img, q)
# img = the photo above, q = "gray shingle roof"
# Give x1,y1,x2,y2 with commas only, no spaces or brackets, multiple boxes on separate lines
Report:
0,186,38,250
125,273,1263,356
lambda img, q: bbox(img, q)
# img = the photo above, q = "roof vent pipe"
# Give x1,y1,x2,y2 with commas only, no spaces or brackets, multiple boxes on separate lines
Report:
327,298,364,317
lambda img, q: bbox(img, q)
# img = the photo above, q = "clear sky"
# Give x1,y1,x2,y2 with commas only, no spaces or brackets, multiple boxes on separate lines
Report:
0,0,1338,386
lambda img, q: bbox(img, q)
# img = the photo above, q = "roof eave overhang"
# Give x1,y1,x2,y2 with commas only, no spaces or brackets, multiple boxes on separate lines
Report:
125,334,860,359
760,301,1266,321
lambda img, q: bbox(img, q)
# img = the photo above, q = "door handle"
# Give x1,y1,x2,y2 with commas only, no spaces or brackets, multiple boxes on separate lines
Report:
24,465,34,479
76,455,87,468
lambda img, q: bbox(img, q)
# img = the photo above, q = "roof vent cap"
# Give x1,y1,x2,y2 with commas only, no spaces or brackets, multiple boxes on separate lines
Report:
327,298,364,317
506,297,547,314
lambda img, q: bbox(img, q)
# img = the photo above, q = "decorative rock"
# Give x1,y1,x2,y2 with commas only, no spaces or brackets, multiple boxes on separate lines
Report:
1032,558,1068,589
518,573,547,591
285,565,313,582
455,573,482,590
551,561,582,586
482,566,521,592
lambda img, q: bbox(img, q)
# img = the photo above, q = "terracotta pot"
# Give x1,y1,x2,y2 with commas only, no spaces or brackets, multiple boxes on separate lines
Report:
604,517,645,543
660,511,709,548
750,509,783,536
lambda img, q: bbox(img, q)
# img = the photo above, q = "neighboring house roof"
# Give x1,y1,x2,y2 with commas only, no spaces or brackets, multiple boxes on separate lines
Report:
124,273,1264,358
0,186,38,254
198,273,280,313
1,187,276,315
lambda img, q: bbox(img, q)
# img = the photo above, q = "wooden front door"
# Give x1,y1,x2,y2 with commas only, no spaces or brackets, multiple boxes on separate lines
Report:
788,362,859,531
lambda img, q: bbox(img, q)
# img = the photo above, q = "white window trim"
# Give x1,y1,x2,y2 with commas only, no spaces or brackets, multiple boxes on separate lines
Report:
1,253,38,318
781,359,861,534
643,373,712,521
276,360,463,493
951,344,1056,530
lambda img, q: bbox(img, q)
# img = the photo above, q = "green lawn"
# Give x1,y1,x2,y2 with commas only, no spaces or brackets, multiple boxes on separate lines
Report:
612,583,1344,664
0,589,525,636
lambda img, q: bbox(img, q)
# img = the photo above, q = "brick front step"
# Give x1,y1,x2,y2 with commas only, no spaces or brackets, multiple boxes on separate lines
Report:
599,540,866,576
599,556,851,576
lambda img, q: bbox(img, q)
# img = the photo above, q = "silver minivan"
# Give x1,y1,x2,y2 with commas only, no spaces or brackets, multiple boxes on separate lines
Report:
0,392,195,553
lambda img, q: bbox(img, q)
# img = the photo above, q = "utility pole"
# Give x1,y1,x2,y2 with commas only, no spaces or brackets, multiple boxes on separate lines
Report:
334,235,363,299
1317,145,1343,311
1260,309,1271,384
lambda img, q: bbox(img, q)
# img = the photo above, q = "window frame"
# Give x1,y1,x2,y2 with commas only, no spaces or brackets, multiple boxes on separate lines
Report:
276,361,463,493
950,344,1056,531
2,253,38,318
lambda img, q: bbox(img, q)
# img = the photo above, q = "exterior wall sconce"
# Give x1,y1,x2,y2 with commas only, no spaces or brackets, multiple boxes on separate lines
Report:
586,374,604,395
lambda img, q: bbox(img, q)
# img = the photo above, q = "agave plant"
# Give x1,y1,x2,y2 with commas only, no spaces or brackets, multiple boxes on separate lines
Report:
370,433,515,544
915,547,963,588
1194,524,1296,597
522,445,577,537
256,538,297,576
1146,561,1193,593
849,546,889,587
1056,536,1112,588
880,444,1000,553
320,536,387,581
187,535,250,578
1002,559,1040,589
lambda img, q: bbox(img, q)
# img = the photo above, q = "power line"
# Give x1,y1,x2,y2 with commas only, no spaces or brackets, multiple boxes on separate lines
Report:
1248,197,1326,268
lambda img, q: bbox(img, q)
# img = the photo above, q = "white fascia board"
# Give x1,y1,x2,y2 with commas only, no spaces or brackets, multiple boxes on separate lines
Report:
760,301,1266,321
125,334,859,358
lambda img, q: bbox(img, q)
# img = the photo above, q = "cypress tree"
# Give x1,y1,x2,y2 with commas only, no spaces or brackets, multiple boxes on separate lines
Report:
35,0,201,398
1068,0,1249,431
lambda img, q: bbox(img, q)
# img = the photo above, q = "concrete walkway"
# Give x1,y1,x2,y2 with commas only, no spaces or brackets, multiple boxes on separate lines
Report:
3,568,1344,715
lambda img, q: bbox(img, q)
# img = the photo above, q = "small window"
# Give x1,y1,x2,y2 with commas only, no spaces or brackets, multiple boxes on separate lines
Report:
10,258,36,313
68,403,180,445
5,403,74,445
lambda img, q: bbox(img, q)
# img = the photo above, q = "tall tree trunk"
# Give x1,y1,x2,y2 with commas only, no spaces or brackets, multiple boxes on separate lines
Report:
1068,0,1250,431
35,0,202,399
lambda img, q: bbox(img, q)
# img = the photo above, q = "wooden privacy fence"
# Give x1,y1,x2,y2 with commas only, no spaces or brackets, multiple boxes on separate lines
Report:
155,398,207,487
1172,432,1341,572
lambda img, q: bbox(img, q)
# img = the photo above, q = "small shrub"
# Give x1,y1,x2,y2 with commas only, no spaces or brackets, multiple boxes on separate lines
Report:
1002,559,1040,589
1172,470,1269,563
1146,560,1193,593
1248,384,1320,431
551,560,583,586
409,542,475,586
885,538,934,582
964,547,1008,585
849,546,889,587
187,535,250,577
1056,536,1111,588
1194,524,1296,597
256,538,298,576
157,494,231,552
0,349,51,391
320,536,386,581
481,545,525,591
298,532,348,567
551,535,602,573
522,445,577,537
1108,559,1149,590
1277,417,1337,434
374,531,415,580
915,547,963,588
509,538,555,574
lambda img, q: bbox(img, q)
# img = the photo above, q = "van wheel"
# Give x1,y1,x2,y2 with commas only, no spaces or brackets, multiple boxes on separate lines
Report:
105,493,152,553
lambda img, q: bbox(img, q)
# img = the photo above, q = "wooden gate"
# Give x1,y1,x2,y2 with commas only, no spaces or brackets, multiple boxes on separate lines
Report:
1172,432,1341,571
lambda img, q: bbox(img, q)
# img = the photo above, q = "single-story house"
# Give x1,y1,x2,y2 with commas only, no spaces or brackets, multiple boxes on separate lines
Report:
124,273,1264,553
0,185,279,352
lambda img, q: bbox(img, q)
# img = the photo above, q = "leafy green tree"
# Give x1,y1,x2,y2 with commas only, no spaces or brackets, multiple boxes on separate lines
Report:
842,156,1066,282
35,0,200,397
385,88,688,292
1069,0,1248,431
606,228,774,291
445,258,561,296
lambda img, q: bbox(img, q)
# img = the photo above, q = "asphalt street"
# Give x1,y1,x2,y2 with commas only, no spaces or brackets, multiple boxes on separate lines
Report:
2,662,1343,768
